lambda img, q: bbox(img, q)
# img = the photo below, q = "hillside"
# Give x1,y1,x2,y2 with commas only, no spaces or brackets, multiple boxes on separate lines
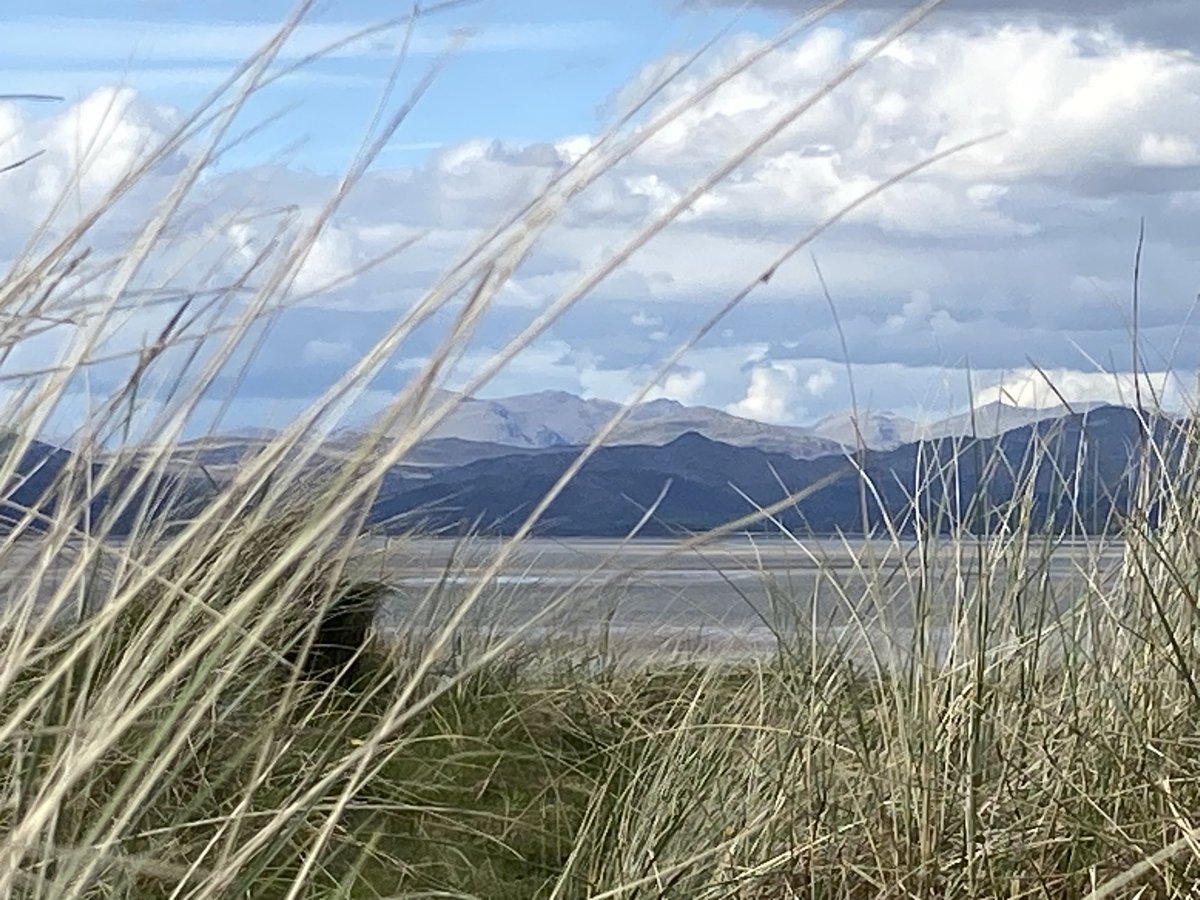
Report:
17,404,1180,539
330,390,843,459
809,409,921,451
368,405,1179,537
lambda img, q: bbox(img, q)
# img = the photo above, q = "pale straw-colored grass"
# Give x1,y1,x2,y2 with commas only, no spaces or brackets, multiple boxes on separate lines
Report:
7,1,1200,897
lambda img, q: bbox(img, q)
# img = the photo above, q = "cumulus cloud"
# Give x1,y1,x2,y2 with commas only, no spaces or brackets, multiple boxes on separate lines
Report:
972,367,1193,410
1,87,187,228
631,23,1200,201
646,369,708,404
726,364,799,423
6,12,1200,437
291,224,359,296
804,368,835,397
37,88,179,203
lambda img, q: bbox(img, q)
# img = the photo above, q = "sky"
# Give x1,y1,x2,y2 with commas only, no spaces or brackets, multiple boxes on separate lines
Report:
2,0,1199,439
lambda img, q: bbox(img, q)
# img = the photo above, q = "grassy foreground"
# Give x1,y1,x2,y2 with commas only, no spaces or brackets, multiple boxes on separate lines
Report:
4,1,1200,896
6,484,1200,898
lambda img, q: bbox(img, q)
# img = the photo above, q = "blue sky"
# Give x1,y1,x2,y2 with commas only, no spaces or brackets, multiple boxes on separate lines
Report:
3,0,1200,439
4,1,792,171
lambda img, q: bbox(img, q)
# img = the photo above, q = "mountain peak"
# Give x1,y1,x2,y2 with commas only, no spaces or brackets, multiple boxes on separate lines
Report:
810,409,920,451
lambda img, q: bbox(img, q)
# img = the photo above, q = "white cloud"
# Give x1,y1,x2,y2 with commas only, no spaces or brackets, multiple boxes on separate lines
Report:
804,368,835,396
621,23,1200,231
646,369,708,404
973,367,1192,410
726,364,798,423
7,87,184,210
291,224,358,295
7,16,1200,437
1138,133,1200,167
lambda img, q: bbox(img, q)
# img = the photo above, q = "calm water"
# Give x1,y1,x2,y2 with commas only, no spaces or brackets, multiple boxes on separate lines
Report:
4,535,1128,662
361,536,1127,661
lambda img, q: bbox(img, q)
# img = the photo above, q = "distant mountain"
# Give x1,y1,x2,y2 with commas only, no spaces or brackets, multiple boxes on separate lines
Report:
607,397,842,458
398,437,565,469
925,400,1110,441
435,390,600,447
10,405,1187,540
366,405,1184,538
810,401,1115,451
331,390,843,460
337,389,600,449
810,409,920,451
0,435,77,532
143,393,1125,468
173,433,275,466
0,434,203,537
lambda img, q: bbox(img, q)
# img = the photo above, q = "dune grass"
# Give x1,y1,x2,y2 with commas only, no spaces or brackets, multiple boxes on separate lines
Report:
4,0,1200,896
10,485,1200,899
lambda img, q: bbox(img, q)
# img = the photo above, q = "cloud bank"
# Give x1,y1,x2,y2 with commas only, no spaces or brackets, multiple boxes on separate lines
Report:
2,8,1199,439
685,0,1200,53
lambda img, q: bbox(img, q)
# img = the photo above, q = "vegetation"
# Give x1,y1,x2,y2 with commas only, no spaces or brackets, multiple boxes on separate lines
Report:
3,1,1200,897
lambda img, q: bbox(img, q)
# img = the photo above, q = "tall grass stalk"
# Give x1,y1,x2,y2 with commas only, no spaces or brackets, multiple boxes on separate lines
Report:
3,0,1200,897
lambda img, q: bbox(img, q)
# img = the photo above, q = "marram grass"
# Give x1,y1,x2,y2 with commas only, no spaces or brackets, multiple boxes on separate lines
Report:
3,0,1200,897
10,495,1200,898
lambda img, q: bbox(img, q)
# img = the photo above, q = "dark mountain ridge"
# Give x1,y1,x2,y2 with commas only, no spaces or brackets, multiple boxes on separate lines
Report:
369,405,1187,537
0,434,196,537
4,406,1189,539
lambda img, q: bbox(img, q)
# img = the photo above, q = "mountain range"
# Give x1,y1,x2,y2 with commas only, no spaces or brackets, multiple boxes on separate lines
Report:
369,404,1177,538
174,390,1109,465
328,390,845,460
807,400,1110,451
8,393,1178,539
